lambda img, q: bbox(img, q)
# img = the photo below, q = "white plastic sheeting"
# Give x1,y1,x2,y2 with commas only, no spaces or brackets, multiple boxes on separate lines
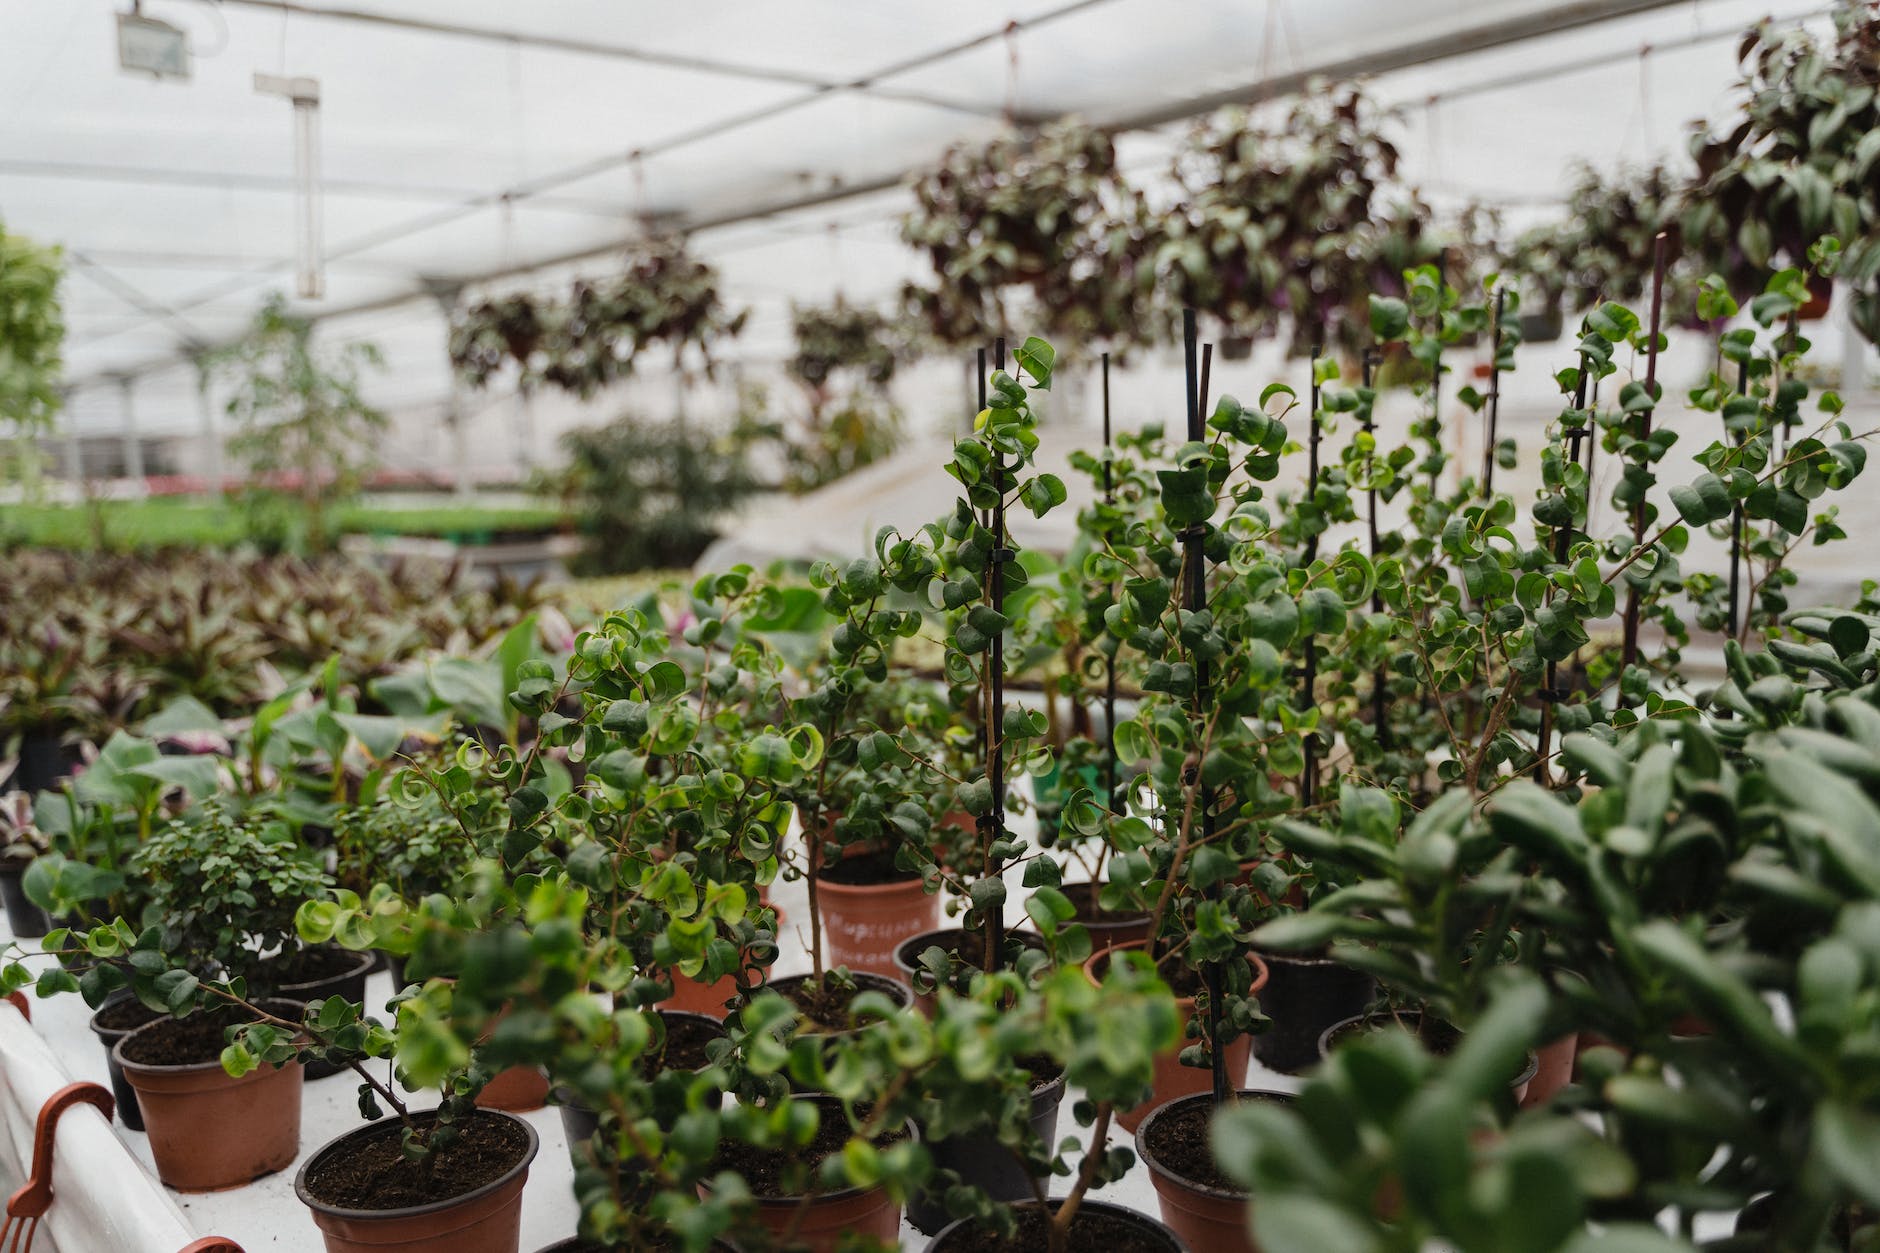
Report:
0,0,1841,454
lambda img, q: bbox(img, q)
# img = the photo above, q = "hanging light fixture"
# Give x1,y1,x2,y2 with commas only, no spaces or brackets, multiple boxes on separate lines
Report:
253,72,325,299
116,1,191,81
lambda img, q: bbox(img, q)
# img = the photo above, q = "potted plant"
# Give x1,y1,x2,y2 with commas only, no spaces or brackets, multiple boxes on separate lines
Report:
1135,1089,1291,1253
0,791,51,936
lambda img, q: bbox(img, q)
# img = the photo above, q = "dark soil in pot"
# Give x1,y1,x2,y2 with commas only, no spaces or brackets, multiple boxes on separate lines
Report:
816,847,920,886
1140,1091,1249,1192
712,1105,909,1197
262,945,376,1079
0,856,51,938
302,1110,530,1211
928,1200,1187,1251
1253,949,1374,1074
768,971,912,1032
120,1002,283,1066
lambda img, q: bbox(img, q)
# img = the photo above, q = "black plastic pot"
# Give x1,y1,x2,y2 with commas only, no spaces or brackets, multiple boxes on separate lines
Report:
89,991,162,1131
905,1065,1067,1235
8,732,75,796
1252,950,1374,1075
0,858,51,938
556,1010,727,1169
270,946,376,1080
925,1199,1190,1251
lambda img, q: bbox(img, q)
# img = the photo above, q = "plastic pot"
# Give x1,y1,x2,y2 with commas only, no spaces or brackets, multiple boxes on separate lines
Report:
8,731,74,795
815,866,940,979
0,857,51,938
891,925,1043,1017
89,991,162,1131
556,1010,726,1169
115,1004,305,1191
273,946,377,1080
1251,950,1373,1075
925,1199,1190,1251
475,1064,550,1113
706,1095,909,1252
297,1110,538,1253
1083,943,1267,1133
905,1064,1067,1235
1138,1091,1291,1253
1320,1012,1539,1102
1521,1034,1579,1107
1060,881,1152,955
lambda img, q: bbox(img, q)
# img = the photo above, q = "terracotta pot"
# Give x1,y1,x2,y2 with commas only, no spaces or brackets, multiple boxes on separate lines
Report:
924,1199,1189,1251
891,925,1044,1017
1060,881,1152,955
704,1096,909,1253
658,967,740,1017
1138,1091,1290,1253
475,1064,549,1113
815,868,939,979
115,1008,305,1192
1520,1034,1579,1107
1320,1013,1539,1102
1083,943,1267,1133
89,991,162,1131
297,1111,538,1253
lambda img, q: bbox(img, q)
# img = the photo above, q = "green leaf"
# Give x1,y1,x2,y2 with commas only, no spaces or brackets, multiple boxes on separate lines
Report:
1815,1102,1880,1208
1014,337,1055,389
1252,1194,1384,1253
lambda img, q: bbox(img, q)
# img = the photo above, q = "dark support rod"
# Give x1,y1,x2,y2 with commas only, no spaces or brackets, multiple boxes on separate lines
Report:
1363,347,1387,746
1728,355,1749,639
1482,289,1504,494
1181,310,1228,1106
1102,351,1119,813
1537,362,1591,782
1301,338,1323,808
985,337,1008,973
1620,232,1670,673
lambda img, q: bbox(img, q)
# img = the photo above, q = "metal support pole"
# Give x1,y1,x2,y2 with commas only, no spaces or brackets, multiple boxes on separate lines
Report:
116,375,146,495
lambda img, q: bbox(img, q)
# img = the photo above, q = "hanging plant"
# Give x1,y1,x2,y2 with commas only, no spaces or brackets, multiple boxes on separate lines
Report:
1509,162,1703,330
0,219,65,436
1686,6,1880,330
788,298,899,394
448,235,747,394
1161,82,1472,359
900,118,1161,349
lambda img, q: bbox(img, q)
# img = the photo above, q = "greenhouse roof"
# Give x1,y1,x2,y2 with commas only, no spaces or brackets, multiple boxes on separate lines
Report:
0,0,1838,432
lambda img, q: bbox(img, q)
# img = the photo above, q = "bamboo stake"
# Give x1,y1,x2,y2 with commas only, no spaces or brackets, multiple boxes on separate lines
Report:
1620,232,1670,672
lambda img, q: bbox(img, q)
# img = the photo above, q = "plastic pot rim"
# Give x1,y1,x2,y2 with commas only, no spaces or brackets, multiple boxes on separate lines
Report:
294,1108,540,1224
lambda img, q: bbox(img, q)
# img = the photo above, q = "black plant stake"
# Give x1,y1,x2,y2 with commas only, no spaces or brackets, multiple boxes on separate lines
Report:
1180,309,1228,1105
1102,351,1120,813
1537,361,1591,783
985,337,1009,972
1363,346,1387,746
1482,289,1504,494
1300,336,1323,808
1430,247,1447,493
1621,232,1670,673
1728,354,1749,639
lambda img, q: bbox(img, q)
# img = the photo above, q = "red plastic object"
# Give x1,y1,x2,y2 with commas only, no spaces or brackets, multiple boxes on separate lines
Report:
4,992,27,1022
2,1082,114,1253
178,1242,247,1252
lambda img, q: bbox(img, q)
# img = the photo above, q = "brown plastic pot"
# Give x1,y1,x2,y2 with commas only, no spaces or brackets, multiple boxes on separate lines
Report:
1060,881,1152,954
1520,1034,1579,1107
1138,1090,1291,1253
815,867,939,979
297,1110,538,1253
703,1095,909,1253
1320,1012,1539,1102
1083,943,1267,1133
924,1199,1190,1251
475,1064,550,1113
115,1007,305,1192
